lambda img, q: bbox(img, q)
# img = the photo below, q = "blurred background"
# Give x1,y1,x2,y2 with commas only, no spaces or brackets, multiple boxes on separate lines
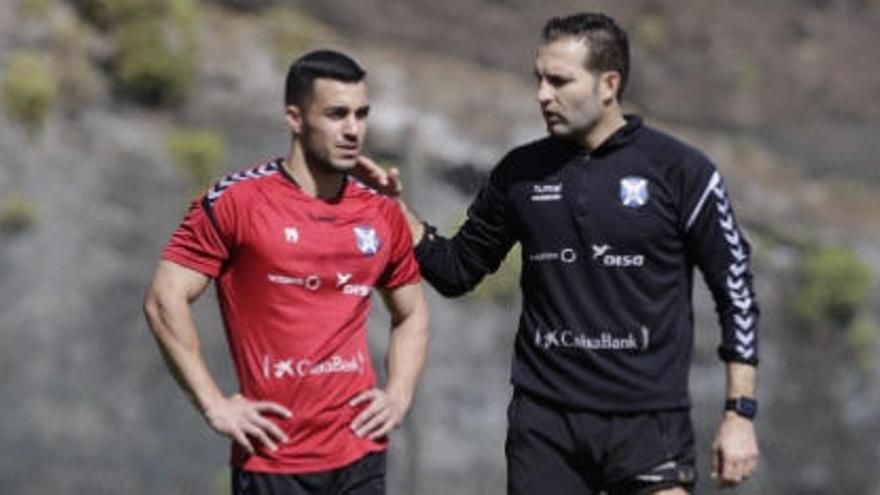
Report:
1,0,879,493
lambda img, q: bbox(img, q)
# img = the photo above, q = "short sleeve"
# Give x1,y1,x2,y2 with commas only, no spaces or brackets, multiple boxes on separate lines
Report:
376,201,421,289
162,197,232,278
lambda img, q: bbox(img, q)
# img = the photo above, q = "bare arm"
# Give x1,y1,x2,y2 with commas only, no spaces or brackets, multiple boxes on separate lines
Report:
395,197,426,245
350,282,430,439
382,282,430,409
712,362,759,488
143,260,291,453
724,362,756,399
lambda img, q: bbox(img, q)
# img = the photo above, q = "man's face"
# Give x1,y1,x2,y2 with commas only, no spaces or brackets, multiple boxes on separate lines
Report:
292,78,369,172
534,38,608,141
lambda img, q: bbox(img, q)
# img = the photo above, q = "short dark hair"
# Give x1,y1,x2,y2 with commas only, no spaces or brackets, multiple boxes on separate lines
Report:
284,50,366,107
542,13,630,100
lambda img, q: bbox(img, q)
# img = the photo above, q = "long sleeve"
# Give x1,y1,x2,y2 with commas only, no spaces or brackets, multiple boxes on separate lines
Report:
683,166,760,365
414,173,517,297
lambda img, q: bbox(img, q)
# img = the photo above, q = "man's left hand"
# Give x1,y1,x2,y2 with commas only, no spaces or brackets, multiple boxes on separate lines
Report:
349,388,409,440
711,413,759,488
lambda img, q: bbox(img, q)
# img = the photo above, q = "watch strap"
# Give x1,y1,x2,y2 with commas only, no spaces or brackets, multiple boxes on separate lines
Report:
724,397,758,419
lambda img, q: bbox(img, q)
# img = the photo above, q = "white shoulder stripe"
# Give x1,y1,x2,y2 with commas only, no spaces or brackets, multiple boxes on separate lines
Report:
204,160,280,205
350,176,379,195
685,171,721,231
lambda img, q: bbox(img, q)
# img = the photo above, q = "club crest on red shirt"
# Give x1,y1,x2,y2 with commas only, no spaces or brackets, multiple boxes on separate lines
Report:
353,225,380,255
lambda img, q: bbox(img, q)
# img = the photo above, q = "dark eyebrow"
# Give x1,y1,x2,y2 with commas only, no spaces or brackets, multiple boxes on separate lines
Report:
323,105,349,114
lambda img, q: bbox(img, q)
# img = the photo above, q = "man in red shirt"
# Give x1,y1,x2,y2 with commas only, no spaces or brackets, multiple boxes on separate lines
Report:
143,50,430,494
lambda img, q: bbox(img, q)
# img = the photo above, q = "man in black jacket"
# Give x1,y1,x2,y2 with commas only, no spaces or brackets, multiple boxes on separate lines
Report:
359,12,759,495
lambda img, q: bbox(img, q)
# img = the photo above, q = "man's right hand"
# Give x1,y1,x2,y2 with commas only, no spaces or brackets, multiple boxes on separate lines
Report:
354,155,426,242
354,156,403,197
203,394,292,455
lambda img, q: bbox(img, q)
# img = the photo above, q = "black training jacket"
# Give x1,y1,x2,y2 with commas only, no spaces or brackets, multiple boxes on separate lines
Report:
415,116,759,412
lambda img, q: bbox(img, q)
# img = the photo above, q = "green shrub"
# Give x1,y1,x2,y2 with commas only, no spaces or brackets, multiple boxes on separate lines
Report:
112,18,195,105
168,128,227,193
52,20,103,113
74,0,198,106
166,0,198,29
1,50,58,135
0,191,39,233
73,0,196,30
263,7,333,66
72,0,168,30
19,0,53,18
846,316,880,370
794,246,871,331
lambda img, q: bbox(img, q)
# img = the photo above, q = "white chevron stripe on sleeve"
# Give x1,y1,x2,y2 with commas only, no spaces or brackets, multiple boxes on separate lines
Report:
686,171,722,231
734,314,754,329
736,330,755,345
736,346,755,359
204,160,280,206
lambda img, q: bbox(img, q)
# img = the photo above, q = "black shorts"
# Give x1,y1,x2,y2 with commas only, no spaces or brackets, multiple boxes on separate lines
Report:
231,451,386,495
506,390,696,495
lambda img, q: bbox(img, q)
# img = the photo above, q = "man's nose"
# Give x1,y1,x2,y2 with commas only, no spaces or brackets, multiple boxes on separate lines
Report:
537,81,553,106
342,117,360,138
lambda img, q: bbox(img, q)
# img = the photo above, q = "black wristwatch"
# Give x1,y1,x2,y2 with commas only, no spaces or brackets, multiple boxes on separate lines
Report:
724,397,758,420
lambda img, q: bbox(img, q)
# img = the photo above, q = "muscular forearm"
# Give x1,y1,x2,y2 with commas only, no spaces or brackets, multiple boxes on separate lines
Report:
144,293,225,414
384,295,430,409
144,263,292,453
725,362,756,400
712,361,760,485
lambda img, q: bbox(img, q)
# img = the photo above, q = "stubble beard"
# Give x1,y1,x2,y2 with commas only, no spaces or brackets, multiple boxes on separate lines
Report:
303,142,354,176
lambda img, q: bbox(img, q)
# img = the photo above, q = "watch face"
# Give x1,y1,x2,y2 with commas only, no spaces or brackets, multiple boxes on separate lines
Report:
738,398,757,417
728,398,758,419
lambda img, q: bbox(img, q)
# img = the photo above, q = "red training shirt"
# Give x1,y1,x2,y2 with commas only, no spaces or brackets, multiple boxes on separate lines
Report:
162,159,421,473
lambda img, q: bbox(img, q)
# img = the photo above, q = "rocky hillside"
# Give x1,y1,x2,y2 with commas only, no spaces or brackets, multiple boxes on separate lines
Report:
1,1,879,494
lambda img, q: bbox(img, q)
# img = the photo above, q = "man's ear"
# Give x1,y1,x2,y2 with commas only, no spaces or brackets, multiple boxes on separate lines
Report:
600,71,621,106
285,105,303,135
